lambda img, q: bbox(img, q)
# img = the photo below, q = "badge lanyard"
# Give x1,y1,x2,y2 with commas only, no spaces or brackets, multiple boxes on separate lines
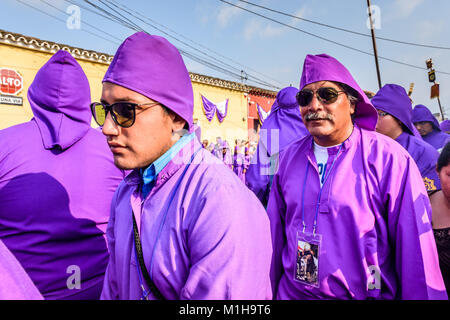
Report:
294,143,343,288
134,147,202,300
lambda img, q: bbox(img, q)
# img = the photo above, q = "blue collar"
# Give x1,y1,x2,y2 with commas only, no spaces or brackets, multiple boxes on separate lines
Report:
140,132,196,198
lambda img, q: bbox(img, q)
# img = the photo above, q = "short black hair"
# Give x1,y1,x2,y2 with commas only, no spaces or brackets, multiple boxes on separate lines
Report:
437,142,450,171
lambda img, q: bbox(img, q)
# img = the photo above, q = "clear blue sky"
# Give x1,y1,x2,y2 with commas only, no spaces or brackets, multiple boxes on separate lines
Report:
2,0,450,117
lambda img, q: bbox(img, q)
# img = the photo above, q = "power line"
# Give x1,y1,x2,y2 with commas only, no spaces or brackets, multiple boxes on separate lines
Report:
108,0,284,87
219,0,450,76
103,0,279,89
79,0,280,89
235,0,450,50
14,0,121,45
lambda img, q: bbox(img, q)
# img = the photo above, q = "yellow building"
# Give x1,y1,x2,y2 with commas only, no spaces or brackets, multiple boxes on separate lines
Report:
0,29,276,145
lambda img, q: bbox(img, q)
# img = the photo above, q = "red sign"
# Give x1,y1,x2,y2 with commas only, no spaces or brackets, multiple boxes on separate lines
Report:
0,68,23,96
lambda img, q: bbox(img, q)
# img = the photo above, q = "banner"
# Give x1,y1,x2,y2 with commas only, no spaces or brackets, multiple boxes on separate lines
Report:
257,103,270,124
201,95,229,122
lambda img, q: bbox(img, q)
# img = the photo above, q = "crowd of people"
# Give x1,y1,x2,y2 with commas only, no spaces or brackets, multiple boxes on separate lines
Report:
0,31,449,300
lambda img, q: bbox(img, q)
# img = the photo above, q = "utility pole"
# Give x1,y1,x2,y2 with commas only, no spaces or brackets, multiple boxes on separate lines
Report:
367,0,382,89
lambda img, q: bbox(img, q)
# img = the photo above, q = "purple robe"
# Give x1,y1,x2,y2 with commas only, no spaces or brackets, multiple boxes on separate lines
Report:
101,138,272,299
233,151,245,182
246,87,309,206
412,104,450,151
0,239,43,300
440,120,450,132
371,84,441,192
220,140,233,169
267,53,447,300
0,50,124,299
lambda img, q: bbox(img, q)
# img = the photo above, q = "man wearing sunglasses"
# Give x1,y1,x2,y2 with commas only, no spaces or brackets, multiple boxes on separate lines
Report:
372,84,440,194
412,104,450,152
266,53,446,299
96,32,272,300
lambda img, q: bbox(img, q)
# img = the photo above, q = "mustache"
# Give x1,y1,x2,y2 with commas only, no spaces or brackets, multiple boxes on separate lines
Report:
304,112,333,121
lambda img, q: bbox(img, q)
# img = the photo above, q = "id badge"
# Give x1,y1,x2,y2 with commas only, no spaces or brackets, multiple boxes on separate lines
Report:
293,231,322,288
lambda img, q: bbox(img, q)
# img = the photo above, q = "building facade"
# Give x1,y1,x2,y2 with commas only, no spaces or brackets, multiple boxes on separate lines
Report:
0,29,277,145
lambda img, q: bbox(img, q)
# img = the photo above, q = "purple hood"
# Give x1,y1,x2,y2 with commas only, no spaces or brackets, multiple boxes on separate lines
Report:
371,84,417,136
261,86,309,156
299,54,378,131
28,50,91,150
440,120,450,132
412,104,441,131
103,32,194,131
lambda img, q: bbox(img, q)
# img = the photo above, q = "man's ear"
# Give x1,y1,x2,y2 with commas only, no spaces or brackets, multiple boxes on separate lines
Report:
169,112,187,136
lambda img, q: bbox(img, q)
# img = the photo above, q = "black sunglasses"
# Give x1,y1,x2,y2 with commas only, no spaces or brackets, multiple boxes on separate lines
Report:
90,101,160,128
296,87,346,107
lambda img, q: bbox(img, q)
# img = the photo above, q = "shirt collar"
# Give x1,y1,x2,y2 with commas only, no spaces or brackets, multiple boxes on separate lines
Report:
140,132,196,186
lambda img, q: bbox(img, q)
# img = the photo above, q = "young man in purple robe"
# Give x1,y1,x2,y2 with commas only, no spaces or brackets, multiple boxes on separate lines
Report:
246,86,309,207
0,239,43,300
0,50,124,299
372,84,441,194
412,104,450,151
94,32,272,300
267,53,447,299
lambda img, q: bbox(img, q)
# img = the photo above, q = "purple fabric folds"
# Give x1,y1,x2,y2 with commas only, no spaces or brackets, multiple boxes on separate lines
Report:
101,138,272,299
201,95,228,123
201,95,216,122
103,32,194,131
440,120,450,132
0,50,124,300
0,239,43,300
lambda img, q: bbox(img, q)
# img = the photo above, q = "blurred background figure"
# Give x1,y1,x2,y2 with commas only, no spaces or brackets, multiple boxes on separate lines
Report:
220,140,233,170
430,142,450,297
372,84,441,194
246,86,308,207
0,51,123,299
0,239,43,300
233,139,246,182
202,139,209,149
440,120,450,134
412,104,450,152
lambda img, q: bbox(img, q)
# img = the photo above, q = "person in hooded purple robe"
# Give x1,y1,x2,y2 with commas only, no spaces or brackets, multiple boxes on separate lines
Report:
412,104,450,152
267,53,447,300
0,50,124,299
372,84,441,194
0,239,43,300
220,140,233,170
233,140,246,182
246,86,309,207
93,32,272,300
440,120,450,134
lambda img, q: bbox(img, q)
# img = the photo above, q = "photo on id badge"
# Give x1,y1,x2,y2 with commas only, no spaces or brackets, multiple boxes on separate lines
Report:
295,234,320,287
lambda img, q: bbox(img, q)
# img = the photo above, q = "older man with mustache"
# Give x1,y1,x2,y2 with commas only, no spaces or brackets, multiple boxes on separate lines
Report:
266,53,447,299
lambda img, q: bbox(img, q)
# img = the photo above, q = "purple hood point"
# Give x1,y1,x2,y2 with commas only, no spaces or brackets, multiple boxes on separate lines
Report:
28,50,91,150
299,54,378,131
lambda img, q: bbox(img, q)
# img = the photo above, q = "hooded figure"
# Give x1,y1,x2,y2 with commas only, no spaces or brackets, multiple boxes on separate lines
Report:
412,104,450,151
0,239,43,300
98,32,272,300
267,53,446,299
372,84,441,193
246,86,309,207
440,120,450,134
0,50,124,299
233,141,246,182
220,139,233,170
